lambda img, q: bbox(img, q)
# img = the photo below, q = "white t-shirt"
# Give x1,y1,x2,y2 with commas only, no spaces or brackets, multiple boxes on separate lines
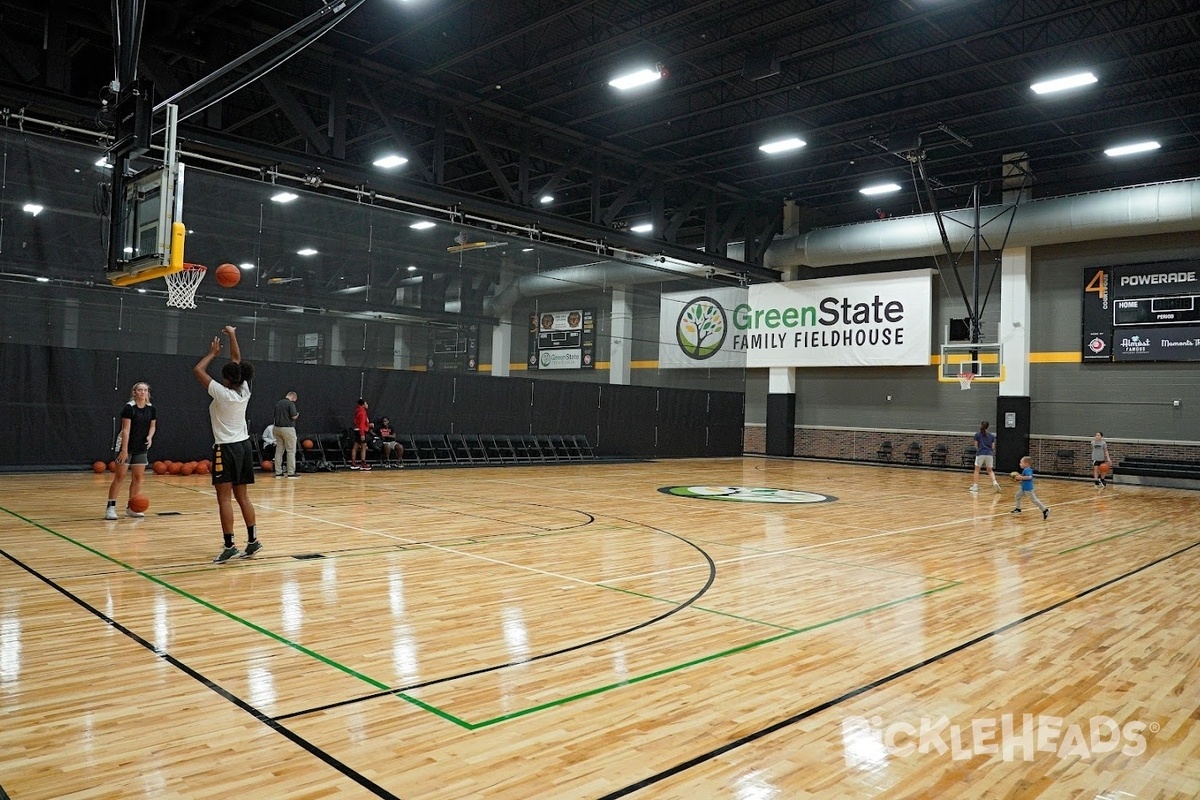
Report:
208,380,251,444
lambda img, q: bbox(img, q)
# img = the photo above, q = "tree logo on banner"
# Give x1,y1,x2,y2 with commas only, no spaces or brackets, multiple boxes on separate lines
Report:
676,296,728,360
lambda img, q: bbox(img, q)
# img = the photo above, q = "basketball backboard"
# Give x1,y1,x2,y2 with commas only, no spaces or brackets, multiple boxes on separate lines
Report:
107,103,186,287
938,342,1004,383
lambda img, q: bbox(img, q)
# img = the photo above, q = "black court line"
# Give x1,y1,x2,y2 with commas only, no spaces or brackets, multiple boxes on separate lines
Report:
276,517,717,722
596,537,1200,799
0,547,403,800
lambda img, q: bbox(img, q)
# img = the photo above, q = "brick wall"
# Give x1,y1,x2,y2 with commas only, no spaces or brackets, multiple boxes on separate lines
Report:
744,425,1200,477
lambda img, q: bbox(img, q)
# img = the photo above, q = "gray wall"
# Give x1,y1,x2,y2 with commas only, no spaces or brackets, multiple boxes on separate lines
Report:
745,232,1198,443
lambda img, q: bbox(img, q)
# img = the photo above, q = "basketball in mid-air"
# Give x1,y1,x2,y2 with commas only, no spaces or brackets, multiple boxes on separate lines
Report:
302,439,314,450
128,495,150,513
1099,462,1111,476
215,263,241,288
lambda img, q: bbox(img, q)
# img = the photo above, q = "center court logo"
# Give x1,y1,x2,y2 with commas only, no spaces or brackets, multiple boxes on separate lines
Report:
659,486,836,504
676,296,728,360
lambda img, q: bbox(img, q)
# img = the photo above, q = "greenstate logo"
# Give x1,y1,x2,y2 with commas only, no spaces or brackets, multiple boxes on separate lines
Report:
658,486,836,504
676,296,727,360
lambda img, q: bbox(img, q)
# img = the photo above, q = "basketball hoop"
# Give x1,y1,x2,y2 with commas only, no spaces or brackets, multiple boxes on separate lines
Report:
164,264,206,309
958,371,975,391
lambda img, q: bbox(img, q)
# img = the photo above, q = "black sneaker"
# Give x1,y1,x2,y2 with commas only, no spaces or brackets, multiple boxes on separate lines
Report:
240,540,263,558
1043,508,1050,520
1011,508,1022,514
212,546,240,563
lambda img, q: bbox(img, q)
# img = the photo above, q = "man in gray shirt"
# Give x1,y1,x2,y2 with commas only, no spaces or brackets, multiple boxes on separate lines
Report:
273,391,300,478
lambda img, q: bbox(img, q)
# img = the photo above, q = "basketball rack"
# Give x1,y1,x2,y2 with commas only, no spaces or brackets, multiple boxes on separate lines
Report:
938,342,1004,388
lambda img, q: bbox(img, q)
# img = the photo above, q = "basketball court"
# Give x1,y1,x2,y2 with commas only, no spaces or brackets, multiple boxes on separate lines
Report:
2,459,1198,798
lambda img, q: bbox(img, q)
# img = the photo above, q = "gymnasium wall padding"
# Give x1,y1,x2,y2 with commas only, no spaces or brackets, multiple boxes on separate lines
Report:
0,343,744,469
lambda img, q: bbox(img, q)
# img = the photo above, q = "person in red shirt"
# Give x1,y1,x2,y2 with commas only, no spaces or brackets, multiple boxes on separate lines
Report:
350,398,372,470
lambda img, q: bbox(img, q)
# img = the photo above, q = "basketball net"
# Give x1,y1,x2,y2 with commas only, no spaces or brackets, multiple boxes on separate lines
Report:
165,264,206,309
958,371,975,391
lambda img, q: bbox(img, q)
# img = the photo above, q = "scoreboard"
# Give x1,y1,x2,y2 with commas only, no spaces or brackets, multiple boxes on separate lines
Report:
528,308,596,370
1083,260,1200,362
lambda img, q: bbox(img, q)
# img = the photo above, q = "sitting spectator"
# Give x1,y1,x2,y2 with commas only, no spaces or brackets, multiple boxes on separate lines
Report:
376,416,404,468
261,423,277,461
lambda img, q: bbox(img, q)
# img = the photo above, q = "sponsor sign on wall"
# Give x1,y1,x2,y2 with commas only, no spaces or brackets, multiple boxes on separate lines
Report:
1082,260,1200,362
739,270,933,368
658,287,749,369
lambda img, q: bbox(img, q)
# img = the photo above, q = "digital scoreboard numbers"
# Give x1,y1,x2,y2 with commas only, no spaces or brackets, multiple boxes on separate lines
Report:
1113,295,1200,325
528,309,595,370
1083,261,1200,362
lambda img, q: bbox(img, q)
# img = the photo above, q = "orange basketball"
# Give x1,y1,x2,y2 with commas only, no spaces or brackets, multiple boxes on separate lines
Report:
108,460,117,472
261,460,273,472
181,462,195,476
92,461,106,473
168,462,182,475
128,494,150,513
215,263,241,288
196,461,210,474
302,439,314,450
1099,462,1111,476
152,461,167,474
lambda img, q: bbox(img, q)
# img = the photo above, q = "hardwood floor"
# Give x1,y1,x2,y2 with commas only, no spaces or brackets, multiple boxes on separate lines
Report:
1,459,1198,798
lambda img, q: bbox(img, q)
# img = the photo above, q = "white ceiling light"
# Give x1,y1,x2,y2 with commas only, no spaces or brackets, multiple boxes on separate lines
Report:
35,276,51,283
410,221,436,230
297,248,318,256
522,247,535,252
373,154,408,169
239,262,255,270
860,183,902,196
406,265,418,271
1104,140,1161,157
1030,71,1097,95
271,191,299,203
22,203,44,216
609,68,661,91
539,194,554,204
759,137,806,154
95,157,113,169
137,288,147,293
630,222,653,233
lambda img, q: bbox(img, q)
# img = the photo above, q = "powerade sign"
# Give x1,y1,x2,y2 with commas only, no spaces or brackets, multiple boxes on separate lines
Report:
740,270,933,368
1082,260,1200,362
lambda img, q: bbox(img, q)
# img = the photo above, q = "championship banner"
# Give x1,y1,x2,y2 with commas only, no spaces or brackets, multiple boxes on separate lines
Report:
741,270,932,368
658,287,749,369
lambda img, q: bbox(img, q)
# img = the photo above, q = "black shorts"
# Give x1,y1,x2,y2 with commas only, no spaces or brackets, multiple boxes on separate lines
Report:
212,440,255,485
1093,459,1107,466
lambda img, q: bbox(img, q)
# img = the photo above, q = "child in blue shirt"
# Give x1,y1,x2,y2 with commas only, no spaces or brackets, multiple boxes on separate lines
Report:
1012,455,1049,520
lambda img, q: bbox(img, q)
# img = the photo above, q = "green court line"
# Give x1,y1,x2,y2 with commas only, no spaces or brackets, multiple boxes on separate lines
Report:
600,585,806,632
681,534,963,584
5,502,965,731
1059,521,1165,554
0,504,473,729
459,581,962,728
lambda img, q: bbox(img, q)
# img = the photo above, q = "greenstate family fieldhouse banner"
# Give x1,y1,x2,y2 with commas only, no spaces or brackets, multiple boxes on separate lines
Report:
742,269,933,368
658,287,749,369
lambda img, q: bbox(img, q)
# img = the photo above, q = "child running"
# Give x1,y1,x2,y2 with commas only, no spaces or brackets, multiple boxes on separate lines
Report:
1012,455,1049,520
